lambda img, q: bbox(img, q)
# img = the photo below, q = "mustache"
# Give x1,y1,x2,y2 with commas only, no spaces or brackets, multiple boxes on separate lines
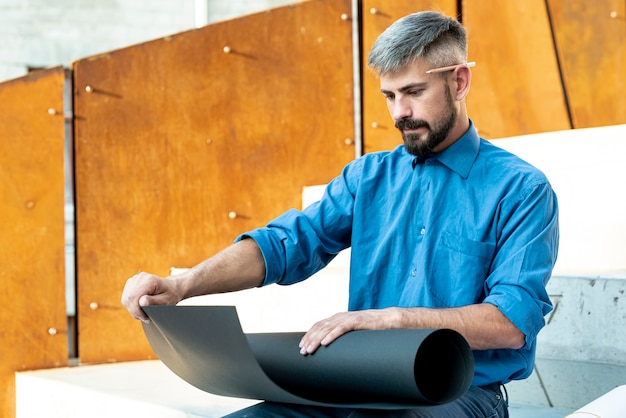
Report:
395,119,430,131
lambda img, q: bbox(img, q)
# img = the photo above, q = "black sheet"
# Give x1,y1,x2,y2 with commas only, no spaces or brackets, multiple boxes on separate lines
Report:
142,305,474,409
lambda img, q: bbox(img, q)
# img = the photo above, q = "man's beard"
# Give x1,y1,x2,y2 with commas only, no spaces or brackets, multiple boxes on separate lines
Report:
395,86,457,159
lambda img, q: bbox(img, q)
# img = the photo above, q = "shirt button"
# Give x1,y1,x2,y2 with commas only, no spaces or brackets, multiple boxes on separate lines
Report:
420,227,426,235
411,270,417,276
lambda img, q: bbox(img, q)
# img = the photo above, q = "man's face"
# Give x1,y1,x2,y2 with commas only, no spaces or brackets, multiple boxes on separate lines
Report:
380,60,458,159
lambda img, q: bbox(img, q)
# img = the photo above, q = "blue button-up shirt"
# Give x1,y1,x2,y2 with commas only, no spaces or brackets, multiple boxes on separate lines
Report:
239,121,559,386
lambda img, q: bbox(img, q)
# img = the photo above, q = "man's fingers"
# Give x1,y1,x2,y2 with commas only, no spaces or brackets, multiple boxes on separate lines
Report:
126,302,150,322
121,272,164,322
299,315,352,355
298,310,392,355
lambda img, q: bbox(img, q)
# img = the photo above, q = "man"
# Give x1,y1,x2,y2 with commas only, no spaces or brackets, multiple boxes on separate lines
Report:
122,11,559,417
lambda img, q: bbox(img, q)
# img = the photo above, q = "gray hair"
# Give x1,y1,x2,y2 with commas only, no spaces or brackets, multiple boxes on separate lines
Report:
367,11,468,76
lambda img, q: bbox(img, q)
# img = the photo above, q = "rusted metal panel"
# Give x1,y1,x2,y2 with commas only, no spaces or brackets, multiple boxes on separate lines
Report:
73,0,355,363
464,0,571,138
547,0,626,128
361,0,458,153
0,67,67,418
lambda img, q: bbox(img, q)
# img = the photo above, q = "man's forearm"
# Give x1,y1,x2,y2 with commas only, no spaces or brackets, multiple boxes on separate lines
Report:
172,238,266,300
394,303,525,350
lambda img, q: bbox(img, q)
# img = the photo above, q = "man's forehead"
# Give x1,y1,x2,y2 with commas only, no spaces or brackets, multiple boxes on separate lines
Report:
379,59,430,90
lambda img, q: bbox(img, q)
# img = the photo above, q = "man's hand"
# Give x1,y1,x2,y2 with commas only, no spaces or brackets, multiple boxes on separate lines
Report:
299,309,398,355
121,272,184,322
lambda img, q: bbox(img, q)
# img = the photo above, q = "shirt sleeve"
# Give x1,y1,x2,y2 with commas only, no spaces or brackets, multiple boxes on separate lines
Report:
483,180,559,348
235,158,362,286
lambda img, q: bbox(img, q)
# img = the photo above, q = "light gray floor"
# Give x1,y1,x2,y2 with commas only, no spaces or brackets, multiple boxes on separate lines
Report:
509,403,574,418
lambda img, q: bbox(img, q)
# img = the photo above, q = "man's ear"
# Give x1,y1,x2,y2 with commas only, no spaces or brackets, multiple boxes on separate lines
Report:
453,65,472,101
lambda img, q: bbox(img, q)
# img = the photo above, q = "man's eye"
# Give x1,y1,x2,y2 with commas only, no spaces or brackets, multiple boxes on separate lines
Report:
408,89,423,96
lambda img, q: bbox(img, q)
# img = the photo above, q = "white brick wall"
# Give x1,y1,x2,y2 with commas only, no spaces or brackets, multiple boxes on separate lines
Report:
0,0,298,83
204,0,297,23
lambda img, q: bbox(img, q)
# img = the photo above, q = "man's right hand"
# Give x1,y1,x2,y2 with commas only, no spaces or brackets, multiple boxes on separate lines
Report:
121,272,184,322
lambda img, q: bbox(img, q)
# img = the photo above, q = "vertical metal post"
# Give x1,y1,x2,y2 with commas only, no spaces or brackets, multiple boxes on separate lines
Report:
352,0,363,158
194,0,209,28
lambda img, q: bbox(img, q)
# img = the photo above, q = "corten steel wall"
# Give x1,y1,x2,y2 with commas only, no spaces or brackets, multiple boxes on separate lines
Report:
463,0,571,138
362,0,626,152
73,0,356,363
0,67,67,418
545,0,626,129
464,0,625,134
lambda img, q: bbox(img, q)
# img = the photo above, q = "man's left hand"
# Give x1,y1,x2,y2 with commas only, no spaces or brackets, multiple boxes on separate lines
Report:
298,308,398,355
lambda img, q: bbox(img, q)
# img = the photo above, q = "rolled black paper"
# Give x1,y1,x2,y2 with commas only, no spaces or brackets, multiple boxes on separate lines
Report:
142,305,474,409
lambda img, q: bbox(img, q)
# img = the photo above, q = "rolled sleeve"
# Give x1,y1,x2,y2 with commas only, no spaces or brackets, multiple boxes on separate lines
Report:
235,229,286,286
484,181,559,347
235,161,360,287
235,209,332,286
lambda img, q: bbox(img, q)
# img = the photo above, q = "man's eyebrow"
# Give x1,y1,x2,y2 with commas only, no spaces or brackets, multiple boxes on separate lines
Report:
380,82,428,95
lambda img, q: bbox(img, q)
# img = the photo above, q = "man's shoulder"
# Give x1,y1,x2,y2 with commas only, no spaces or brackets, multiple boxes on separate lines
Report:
341,145,412,184
478,139,548,180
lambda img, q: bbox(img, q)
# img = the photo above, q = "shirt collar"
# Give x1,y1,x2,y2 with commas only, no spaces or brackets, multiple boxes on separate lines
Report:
431,119,480,179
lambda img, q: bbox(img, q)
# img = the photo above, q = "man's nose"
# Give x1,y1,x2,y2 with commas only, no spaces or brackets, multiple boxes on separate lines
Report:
390,96,412,121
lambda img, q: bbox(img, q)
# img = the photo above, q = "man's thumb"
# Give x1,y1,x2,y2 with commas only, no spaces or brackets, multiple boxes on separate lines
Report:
138,294,151,307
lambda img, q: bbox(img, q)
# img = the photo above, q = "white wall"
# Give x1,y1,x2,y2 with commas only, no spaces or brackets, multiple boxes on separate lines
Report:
203,0,299,26
493,124,626,278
